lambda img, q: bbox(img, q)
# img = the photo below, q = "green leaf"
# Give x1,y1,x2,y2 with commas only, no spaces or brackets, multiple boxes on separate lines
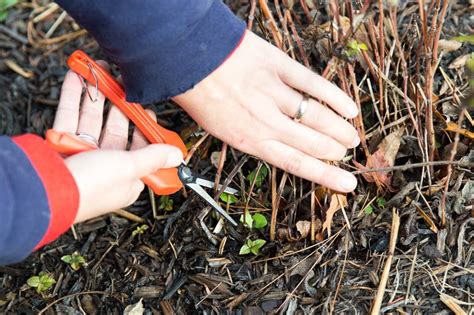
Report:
346,39,368,57
61,255,72,264
247,166,268,188
376,197,386,208
364,205,374,215
132,224,149,237
250,239,266,255
0,10,8,22
28,273,55,293
40,275,56,288
62,253,86,271
451,35,474,44
159,196,174,211
239,244,251,255
219,192,237,205
252,213,268,229
27,276,40,288
0,0,18,10
240,212,253,228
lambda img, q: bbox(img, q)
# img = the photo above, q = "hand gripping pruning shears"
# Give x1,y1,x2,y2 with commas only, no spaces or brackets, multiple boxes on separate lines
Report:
45,50,238,226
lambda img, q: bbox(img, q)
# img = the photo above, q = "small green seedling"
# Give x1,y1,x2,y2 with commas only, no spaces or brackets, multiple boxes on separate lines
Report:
252,213,268,229
61,252,86,271
239,212,268,229
0,0,18,22
239,239,266,256
345,39,368,57
219,192,238,205
452,35,474,44
159,196,174,211
132,224,149,237
376,197,386,208
364,204,374,215
247,165,268,188
27,272,56,294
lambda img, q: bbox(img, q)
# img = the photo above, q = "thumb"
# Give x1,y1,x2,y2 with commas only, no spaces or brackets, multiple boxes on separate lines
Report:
128,144,183,178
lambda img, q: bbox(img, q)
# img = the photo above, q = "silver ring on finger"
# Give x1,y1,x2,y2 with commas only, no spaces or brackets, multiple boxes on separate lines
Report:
77,133,99,147
293,95,309,123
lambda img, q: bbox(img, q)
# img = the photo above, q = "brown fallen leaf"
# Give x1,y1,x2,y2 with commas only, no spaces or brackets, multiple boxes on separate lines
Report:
296,220,311,239
354,128,404,191
445,121,474,139
322,193,348,237
448,54,471,69
438,39,463,53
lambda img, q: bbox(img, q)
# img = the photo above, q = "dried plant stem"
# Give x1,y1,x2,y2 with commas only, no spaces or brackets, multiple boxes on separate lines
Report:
310,182,316,242
286,10,310,67
213,142,228,193
258,0,283,48
270,166,278,240
370,209,400,314
351,160,472,175
248,0,257,29
440,109,465,227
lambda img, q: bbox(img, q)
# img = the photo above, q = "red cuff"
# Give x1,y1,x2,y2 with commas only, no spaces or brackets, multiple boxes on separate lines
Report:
219,30,246,67
13,134,79,249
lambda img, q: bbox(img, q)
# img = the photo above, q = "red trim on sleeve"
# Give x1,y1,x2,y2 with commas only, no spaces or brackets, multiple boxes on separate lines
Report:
12,134,79,249
218,30,246,67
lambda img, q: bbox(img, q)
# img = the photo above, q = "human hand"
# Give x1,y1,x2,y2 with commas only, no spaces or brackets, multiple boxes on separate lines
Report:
53,65,182,223
174,31,360,193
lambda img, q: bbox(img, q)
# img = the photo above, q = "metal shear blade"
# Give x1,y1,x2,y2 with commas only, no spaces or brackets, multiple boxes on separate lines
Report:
178,165,238,226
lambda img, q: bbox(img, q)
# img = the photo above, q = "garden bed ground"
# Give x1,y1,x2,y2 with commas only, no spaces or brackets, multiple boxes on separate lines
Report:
0,1,473,314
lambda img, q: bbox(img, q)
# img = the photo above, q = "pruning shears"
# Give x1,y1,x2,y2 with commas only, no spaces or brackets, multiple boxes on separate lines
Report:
46,50,238,226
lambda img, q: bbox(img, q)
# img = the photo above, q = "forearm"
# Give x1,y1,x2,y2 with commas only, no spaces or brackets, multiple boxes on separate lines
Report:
0,135,79,265
55,0,246,104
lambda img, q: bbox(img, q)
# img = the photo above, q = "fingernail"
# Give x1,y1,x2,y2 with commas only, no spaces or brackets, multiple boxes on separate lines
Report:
348,105,358,118
165,149,183,167
352,135,361,147
340,173,357,192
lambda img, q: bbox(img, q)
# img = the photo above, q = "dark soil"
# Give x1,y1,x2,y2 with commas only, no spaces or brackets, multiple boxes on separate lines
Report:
1,1,473,314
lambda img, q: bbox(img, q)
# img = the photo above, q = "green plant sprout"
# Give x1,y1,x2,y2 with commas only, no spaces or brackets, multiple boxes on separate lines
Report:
61,252,86,271
27,272,56,294
159,196,174,211
239,212,268,229
239,239,266,255
0,0,18,22
345,39,368,57
364,204,374,215
219,192,238,204
132,224,149,237
247,165,268,188
376,197,387,208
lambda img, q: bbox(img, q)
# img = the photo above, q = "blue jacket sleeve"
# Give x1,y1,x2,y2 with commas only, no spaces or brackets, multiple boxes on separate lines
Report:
55,0,246,104
0,135,79,265
0,137,49,265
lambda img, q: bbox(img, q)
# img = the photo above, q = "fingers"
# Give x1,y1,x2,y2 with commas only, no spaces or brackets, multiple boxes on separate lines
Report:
276,86,360,148
257,140,357,192
128,144,183,178
53,70,83,132
276,115,348,161
130,109,157,150
100,105,130,149
76,61,109,139
75,83,106,139
276,52,358,119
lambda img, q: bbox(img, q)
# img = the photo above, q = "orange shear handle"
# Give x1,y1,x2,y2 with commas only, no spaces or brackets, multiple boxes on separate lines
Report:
46,50,188,195
45,129,183,195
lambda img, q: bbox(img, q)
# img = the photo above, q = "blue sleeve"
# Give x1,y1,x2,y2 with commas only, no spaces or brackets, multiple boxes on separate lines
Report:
0,137,50,265
55,0,246,104
0,135,80,266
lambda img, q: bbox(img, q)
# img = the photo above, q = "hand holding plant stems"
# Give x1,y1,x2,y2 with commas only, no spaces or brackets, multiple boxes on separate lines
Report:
174,31,361,193
53,63,183,223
